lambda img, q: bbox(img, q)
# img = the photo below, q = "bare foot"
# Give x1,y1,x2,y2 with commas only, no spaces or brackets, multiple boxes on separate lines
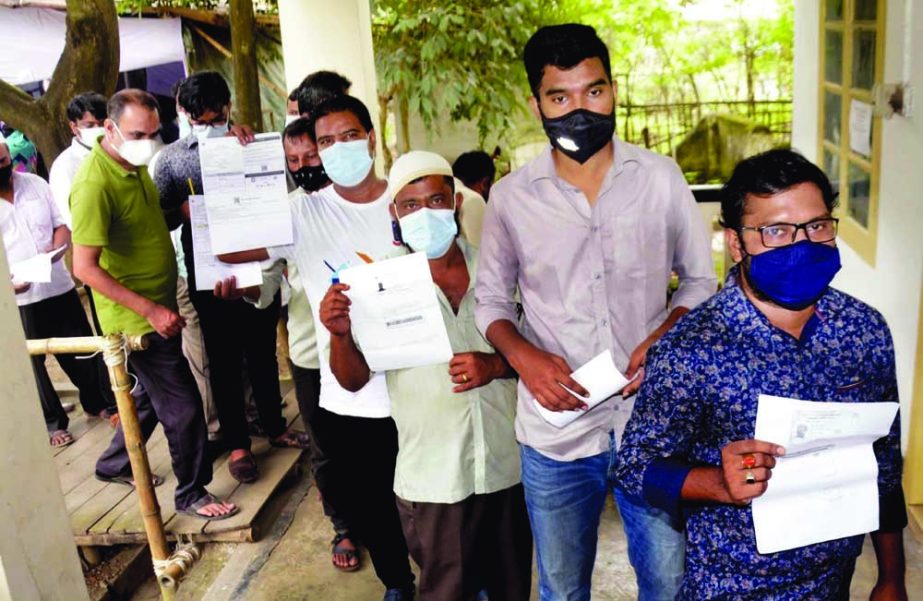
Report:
196,500,237,518
332,534,360,571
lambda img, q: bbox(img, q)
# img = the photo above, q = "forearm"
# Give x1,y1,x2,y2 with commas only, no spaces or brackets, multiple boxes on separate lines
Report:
491,353,516,379
484,319,537,372
219,248,269,263
76,262,156,319
871,530,905,585
52,226,70,250
680,466,731,504
329,334,371,392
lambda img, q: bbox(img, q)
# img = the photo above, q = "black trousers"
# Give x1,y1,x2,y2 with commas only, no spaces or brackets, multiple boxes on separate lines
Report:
290,362,350,534
96,333,211,510
18,289,116,432
313,408,414,590
397,485,533,601
189,289,285,451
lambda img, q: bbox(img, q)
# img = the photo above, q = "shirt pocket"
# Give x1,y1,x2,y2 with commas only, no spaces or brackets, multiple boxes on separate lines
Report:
830,377,869,403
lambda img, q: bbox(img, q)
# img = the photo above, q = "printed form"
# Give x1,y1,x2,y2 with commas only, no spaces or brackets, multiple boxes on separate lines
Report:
198,133,293,254
9,246,66,283
337,252,453,372
188,195,262,291
751,394,898,554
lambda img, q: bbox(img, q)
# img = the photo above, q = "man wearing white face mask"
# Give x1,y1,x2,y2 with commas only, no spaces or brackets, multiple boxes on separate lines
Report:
155,71,309,486
70,89,238,520
49,92,108,228
320,151,532,601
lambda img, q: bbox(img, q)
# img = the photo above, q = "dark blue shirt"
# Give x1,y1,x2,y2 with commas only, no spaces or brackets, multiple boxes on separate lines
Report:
616,280,905,599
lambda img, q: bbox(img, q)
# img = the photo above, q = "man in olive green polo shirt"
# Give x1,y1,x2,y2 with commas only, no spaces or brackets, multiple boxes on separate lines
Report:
320,151,532,600
71,88,236,520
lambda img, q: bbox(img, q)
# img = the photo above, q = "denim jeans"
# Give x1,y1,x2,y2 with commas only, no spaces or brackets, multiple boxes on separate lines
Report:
520,434,684,601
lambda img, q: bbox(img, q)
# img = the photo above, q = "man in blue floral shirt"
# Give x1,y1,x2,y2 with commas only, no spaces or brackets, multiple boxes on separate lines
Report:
616,149,907,599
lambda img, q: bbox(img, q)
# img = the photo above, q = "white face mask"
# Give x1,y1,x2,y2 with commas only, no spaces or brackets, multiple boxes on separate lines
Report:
192,122,230,143
78,126,105,147
319,139,374,187
113,123,161,167
177,112,192,139
398,207,458,259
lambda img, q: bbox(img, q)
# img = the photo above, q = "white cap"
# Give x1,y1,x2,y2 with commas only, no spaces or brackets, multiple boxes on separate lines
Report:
387,150,453,199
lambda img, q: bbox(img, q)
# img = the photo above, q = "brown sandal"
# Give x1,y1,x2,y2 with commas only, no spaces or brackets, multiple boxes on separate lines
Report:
228,452,259,483
270,429,311,450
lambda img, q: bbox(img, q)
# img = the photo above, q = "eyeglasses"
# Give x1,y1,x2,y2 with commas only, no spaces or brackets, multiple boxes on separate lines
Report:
738,217,839,248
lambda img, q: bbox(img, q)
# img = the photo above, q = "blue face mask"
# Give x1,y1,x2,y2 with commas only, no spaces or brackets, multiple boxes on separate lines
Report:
745,240,842,310
319,139,374,187
398,208,458,259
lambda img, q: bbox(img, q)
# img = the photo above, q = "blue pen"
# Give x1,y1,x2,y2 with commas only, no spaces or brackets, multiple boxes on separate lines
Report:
324,260,339,284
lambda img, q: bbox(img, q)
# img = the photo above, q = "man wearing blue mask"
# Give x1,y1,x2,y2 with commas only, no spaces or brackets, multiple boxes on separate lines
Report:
475,23,717,600
616,149,907,598
319,151,532,600
154,71,310,487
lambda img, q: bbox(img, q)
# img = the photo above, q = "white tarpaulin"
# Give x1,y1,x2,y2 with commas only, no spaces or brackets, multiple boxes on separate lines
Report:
0,7,185,85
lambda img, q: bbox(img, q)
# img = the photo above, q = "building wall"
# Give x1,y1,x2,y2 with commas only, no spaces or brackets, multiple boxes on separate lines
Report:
792,0,923,449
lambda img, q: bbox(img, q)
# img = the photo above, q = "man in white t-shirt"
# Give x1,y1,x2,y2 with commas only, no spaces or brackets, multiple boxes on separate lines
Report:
1,138,117,446
48,92,108,228
226,95,414,600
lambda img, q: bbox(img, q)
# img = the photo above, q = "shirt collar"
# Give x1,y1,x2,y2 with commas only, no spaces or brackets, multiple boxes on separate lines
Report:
91,139,137,179
527,135,640,186
183,133,199,150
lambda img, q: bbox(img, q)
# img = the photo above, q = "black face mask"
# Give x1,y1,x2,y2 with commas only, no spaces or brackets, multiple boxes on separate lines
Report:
540,108,615,164
291,164,329,192
0,164,12,187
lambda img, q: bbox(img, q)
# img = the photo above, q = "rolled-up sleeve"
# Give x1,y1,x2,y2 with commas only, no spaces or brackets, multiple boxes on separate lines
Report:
474,195,520,336
667,167,717,311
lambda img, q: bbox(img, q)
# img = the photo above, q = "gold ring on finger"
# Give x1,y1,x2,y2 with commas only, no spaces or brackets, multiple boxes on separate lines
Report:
745,470,756,485
462,374,469,383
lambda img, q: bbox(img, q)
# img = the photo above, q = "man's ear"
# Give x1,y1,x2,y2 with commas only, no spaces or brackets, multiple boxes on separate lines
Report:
388,202,397,220
612,79,618,107
528,95,541,120
368,129,377,155
69,122,81,137
455,191,464,213
726,228,745,264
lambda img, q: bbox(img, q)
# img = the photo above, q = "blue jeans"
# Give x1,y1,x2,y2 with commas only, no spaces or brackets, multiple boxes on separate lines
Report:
520,435,684,601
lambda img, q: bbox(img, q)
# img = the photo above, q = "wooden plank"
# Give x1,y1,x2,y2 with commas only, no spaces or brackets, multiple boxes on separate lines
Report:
54,417,111,464
54,411,101,455
88,433,173,535
203,446,302,536
57,421,123,495
164,452,239,536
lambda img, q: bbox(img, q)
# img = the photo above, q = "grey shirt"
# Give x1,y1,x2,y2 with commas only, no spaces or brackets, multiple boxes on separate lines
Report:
474,138,717,461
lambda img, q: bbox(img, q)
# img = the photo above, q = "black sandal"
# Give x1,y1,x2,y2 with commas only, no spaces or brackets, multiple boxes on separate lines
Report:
331,532,361,572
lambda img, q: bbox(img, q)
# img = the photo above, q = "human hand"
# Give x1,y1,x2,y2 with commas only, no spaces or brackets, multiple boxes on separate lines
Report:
12,280,31,294
49,244,68,263
511,345,589,411
228,124,255,146
449,352,503,392
719,439,785,505
869,580,908,601
319,283,352,337
213,276,258,301
622,338,653,397
145,304,186,338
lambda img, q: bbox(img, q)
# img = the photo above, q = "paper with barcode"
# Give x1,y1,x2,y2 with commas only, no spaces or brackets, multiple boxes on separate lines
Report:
751,395,898,554
533,349,632,428
338,252,453,371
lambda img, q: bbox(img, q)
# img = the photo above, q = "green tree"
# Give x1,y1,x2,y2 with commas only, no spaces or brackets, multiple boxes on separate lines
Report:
0,0,120,163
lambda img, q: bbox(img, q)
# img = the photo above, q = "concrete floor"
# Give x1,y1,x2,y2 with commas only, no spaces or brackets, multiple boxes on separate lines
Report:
131,466,923,601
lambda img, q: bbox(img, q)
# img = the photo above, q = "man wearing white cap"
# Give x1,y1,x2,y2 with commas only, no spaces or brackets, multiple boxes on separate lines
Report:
320,150,532,601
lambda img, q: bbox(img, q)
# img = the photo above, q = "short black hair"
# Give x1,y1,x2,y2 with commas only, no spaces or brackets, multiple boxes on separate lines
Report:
108,89,159,123
177,71,231,120
309,95,373,139
524,24,612,98
67,92,107,123
720,149,839,230
283,116,314,143
294,70,352,117
452,151,495,187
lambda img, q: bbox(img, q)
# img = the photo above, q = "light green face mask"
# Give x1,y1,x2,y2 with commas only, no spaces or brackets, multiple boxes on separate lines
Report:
398,207,458,259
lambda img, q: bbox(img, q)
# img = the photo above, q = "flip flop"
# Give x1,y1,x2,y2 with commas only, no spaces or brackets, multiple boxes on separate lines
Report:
228,451,259,483
50,429,74,447
331,532,361,572
178,493,239,521
270,429,311,450
96,472,165,487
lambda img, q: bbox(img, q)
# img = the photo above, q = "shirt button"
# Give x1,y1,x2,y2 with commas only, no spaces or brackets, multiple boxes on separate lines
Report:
591,226,600,233
602,319,608,326
594,273,602,280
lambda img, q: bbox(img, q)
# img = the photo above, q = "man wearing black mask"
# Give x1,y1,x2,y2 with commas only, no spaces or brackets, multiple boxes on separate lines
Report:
475,24,717,600
284,117,329,193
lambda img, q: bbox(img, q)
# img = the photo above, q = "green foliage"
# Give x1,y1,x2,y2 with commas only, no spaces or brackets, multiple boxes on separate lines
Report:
115,0,277,15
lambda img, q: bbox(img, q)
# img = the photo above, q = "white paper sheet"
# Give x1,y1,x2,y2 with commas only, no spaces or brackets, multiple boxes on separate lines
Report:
188,195,263,292
337,252,454,372
198,133,293,253
533,350,633,428
849,99,873,157
751,395,898,554
9,246,66,283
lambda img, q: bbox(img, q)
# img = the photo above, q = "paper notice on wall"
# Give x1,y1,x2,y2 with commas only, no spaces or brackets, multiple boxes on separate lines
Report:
849,99,873,157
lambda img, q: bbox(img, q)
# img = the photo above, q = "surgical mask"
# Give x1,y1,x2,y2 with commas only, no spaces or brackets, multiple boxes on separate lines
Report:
113,124,161,167
398,208,458,259
192,122,229,143
78,126,105,147
291,164,328,192
745,240,841,310
0,164,12,187
319,139,374,187
285,114,300,127
541,108,615,164
177,113,192,139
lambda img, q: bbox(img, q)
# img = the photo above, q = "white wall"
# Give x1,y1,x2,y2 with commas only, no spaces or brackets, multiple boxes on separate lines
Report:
792,0,923,447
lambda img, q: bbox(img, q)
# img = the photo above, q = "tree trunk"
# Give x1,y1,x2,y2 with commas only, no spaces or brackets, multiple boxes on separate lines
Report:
0,0,119,164
378,93,393,171
229,0,263,131
397,94,410,154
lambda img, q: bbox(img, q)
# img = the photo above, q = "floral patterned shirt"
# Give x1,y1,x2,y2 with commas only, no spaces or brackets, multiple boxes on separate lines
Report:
615,279,905,599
